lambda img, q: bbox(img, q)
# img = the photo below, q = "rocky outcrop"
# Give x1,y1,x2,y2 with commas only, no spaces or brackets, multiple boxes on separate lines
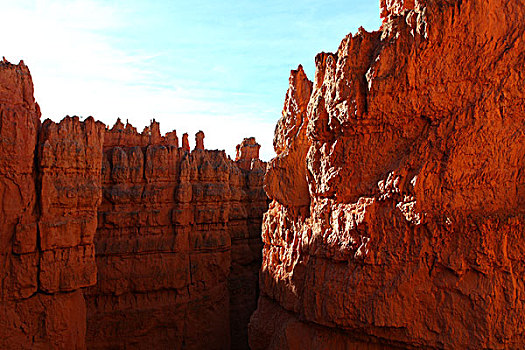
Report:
264,66,312,208
0,59,105,349
104,118,178,148
182,132,190,152
195,130,205,150
39,116,104,293
0,60,40,303
0,60,268,349
236,137,262,170
250,0,525,349
86,126,267,349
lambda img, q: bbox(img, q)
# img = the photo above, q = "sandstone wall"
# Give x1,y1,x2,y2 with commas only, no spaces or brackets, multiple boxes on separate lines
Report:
85,127,267,349
250,0,525,349
0,60,267,349
0,60,105,349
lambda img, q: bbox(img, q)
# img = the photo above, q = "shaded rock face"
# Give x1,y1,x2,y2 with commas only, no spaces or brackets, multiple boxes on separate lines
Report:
0,60,268,349
39,117,105,293
250,0,525,349
195,130,205,150
86,128,267,349
0,60,104,349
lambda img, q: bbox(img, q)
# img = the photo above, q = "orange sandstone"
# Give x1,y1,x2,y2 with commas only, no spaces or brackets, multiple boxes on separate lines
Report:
182,132,190,152
0,59,268,349
195,130,205,150
249,0,525,349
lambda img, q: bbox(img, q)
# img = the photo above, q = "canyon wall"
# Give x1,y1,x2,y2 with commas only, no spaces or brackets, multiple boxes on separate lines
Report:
250,0,525,349
0,60,104,349
0,60,267,349
86,125,267,349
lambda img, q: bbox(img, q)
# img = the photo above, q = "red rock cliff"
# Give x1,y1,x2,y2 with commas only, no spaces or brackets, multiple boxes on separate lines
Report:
249,0,525,349
0,60,105,349
0,60,268,349
86,126,267,349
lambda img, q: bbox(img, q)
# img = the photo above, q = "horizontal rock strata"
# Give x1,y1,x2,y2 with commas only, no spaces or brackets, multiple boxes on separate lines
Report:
0,59,268,349
86,129,267,349
0,60,104,349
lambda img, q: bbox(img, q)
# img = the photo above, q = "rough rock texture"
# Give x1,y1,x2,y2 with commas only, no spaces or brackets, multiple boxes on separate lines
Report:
228,138,267,349
195,130,205,150
250,0,525,349
0,59,39,303
39,116,104,293
0,59,105,349
265,66,312,208
1,60,268,349
84,126,267,349
236,137,262,171
182,132,190,152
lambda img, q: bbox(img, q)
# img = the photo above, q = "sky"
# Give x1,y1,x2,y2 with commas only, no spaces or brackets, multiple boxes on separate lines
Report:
0,0,381,160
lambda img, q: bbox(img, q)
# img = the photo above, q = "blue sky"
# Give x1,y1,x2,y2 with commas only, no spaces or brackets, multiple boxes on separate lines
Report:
1,0,381,160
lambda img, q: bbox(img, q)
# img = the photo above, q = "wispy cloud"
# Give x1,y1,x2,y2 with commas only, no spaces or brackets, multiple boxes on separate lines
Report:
0,0,381,161
0,0,278,159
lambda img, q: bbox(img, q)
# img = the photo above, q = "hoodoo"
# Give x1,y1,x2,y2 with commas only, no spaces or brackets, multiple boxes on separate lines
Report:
195,130,205,150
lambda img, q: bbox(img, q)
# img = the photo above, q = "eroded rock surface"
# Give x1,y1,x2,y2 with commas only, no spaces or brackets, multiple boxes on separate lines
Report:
0,60,104,349
236,137,262,171
86,125,267,349
250,0,525,349
0,60,268,349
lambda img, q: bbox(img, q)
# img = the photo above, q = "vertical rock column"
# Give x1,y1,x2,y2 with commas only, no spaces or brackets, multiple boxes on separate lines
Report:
0,60,42,349
38,116,104,293
0,60,40,302
176,149,234,349
0,60,105,349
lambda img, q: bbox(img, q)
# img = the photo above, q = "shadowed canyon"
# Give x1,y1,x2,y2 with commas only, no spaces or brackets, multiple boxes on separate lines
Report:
1,0,525,349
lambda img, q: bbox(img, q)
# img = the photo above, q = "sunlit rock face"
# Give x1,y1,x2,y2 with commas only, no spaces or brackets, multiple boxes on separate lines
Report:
0,59,268,349
249,0,525,349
